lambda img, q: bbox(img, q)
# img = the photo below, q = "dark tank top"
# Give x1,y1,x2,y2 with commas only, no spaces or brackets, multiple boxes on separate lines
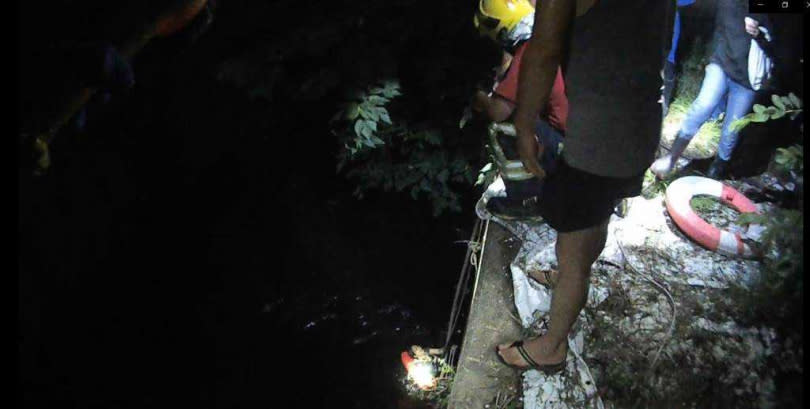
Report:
562,0,674,178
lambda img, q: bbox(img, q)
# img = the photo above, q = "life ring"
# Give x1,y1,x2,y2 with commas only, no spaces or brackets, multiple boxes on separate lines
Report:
400,350,414,370
665,176,759,258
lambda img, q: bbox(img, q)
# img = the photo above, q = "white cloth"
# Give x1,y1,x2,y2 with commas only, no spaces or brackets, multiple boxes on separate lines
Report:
476,178,606,409
748,26,773,91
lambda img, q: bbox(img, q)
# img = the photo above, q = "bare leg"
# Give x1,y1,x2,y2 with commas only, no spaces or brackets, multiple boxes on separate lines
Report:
498,218,609,367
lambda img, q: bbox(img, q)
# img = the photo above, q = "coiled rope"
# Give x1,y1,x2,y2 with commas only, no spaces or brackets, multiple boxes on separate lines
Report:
443,218,489,364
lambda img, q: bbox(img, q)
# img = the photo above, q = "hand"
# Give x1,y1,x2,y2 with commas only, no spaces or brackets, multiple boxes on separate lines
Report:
471,90,489,113
516,125,547,180
744,17,760,37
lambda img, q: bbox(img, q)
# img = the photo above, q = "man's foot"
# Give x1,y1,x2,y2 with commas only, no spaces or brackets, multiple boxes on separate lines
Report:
496,336,567,372
486,196,543,221
652,136,692,179
527,268,559,289
650,155,675,179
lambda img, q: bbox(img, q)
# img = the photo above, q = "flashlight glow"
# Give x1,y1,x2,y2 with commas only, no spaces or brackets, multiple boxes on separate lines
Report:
407,361,436,390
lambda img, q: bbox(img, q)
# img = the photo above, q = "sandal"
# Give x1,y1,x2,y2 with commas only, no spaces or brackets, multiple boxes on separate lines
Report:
495,340,566,375
528,269,558,289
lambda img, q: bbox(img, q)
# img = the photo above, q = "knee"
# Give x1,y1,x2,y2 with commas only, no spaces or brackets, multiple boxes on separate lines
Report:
689,96,717,115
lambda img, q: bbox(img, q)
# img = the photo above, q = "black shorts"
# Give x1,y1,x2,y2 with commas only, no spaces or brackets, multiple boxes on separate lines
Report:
535,159,644,233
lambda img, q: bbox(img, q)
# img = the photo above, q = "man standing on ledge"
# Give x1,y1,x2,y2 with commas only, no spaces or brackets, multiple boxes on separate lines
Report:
496,0,674,372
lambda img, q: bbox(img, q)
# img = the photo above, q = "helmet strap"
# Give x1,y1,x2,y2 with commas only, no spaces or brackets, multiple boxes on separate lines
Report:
498,13,534,50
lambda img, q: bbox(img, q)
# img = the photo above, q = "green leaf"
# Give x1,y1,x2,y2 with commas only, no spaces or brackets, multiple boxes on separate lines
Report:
752,112,769,122
481,163,493,172
379,110,392,125
382,88,402,98
360,121,373,138
361,137,376,148
772,94,785,110
788,92,802,108
789,145,803,157
353,120,364,137
367,95,389,106
737,213,765,225
437,169,449,183
771,110,786,120
381,80,402,98
729,117,750,133
345,103,360,120
361,107,379,121
753,104,767,114
424,130,441,145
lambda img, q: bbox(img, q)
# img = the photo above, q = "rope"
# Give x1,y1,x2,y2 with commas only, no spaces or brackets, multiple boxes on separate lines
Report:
612,225,677,371
443,218,487,363
470,220,490,308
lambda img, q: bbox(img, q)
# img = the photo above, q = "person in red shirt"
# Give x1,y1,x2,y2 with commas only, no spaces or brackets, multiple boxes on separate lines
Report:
473,41,568,133
471,0,569,219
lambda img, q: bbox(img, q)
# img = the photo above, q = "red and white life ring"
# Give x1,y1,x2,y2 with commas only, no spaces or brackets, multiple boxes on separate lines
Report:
665,176,759,258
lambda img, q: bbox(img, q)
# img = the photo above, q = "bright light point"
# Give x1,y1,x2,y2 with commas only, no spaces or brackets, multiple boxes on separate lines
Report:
407,361,436,389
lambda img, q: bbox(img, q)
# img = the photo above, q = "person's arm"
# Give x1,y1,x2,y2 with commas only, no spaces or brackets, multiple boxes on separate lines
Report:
746,14,776,57
472,90,515,122
514,0,576,179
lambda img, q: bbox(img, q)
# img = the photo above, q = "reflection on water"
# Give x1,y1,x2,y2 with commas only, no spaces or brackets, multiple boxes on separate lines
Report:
265,292,432,347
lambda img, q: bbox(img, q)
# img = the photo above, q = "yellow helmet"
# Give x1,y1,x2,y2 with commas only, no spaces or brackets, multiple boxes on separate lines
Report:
473,0,535,42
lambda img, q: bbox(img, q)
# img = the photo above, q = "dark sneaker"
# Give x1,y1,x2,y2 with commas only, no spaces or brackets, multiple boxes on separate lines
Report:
706,157,729,180
486,196,543,221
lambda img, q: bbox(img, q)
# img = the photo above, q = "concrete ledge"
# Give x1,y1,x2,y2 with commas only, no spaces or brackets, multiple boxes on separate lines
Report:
448,222,523,409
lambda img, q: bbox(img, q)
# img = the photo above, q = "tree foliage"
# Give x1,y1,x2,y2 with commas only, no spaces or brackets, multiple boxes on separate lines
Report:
332,80,476,216
213,1,497,216
733,121,804,340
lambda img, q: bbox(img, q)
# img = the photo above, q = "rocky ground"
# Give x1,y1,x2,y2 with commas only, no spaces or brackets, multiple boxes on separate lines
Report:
466,171,803,409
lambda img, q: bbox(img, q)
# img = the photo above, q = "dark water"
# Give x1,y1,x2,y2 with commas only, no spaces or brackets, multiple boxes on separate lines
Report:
18,3,482,408
18,76,474,409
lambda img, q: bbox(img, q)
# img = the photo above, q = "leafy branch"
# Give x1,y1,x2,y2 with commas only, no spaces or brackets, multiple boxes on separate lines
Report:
332,80,475,216
730,93,803,133
333,80,401,160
